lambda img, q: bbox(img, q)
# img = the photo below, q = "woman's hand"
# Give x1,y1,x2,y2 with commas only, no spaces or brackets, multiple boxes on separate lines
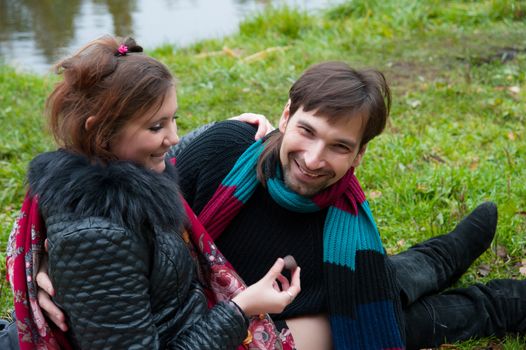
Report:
36,251,68,332
229,113,275,140
232,258,301,316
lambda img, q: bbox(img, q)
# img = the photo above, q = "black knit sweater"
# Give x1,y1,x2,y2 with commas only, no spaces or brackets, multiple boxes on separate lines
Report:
176,121,329,321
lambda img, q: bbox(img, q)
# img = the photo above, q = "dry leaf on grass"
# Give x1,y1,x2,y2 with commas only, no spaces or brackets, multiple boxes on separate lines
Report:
477,263,491,277
495,245,509,261
368,190,382,199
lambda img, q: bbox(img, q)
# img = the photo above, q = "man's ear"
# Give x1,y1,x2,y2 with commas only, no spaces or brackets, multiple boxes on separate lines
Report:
84,116,97,131
351,143,368,168
278,100,291,132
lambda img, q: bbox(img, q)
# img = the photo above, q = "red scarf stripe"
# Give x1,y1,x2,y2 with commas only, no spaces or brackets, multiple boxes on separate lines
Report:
197,185,245,240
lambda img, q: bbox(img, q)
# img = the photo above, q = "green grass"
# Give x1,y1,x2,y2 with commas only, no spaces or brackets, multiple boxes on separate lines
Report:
1,0,526,347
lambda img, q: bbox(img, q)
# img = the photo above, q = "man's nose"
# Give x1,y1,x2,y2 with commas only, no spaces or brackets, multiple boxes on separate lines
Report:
303,143,326,169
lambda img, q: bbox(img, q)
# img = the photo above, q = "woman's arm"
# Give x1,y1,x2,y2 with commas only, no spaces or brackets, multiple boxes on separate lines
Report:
47,218,160,349
167,113,274,160
47,217,249,350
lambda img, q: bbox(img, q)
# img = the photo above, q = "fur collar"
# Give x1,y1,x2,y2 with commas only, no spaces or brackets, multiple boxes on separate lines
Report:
27,150,186,234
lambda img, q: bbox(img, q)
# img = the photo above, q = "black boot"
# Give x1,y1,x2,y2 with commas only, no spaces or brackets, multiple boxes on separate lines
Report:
404,279,526,349
390,202,498,305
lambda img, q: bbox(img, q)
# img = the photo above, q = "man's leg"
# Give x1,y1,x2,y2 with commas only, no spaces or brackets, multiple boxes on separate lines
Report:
390,202,497,304
404,279,526,349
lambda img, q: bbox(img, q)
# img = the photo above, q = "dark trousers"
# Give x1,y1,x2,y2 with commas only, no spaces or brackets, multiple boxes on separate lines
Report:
391,253,526,349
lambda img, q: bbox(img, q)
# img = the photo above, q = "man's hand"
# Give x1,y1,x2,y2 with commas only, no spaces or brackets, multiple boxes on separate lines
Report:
229,113,275,140
36,248,68,331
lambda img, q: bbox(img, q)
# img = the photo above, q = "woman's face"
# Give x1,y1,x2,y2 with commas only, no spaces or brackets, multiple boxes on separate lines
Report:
110,86,179,173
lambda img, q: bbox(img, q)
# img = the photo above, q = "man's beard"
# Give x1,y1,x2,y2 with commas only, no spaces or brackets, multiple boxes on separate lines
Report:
282,157,333,197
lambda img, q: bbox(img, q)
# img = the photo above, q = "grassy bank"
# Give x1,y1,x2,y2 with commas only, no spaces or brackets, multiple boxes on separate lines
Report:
1,0,526,347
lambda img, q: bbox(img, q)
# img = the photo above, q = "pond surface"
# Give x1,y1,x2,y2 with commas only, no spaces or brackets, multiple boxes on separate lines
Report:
0,0,343,74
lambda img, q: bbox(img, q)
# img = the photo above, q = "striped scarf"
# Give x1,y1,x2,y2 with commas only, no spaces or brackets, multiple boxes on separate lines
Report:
198,140,405,349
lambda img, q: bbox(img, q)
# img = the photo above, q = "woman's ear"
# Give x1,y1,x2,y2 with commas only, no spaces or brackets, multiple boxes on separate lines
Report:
84,116,97,131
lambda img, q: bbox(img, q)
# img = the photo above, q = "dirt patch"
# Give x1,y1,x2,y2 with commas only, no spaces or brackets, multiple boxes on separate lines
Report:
384,61,446,92
458,47,526,66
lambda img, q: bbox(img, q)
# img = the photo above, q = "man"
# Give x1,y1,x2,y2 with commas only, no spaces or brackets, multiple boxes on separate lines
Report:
172,61,525,349
38,62,525,349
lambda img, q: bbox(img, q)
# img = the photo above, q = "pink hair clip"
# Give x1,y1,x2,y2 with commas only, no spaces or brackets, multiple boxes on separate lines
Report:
116,44,128,56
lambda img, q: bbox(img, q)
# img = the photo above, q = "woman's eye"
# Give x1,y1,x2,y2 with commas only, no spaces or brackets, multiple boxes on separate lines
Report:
149,123,163,132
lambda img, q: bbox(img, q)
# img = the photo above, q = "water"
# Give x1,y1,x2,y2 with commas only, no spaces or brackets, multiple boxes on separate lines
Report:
0,0,343,74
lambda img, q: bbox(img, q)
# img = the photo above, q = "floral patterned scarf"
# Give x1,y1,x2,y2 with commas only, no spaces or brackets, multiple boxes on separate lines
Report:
6,193,71,350
6,182,293,350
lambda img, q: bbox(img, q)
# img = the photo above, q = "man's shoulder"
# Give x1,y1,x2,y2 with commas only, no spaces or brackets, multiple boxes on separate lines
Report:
177,120,256,162
200,120,257,145
176,121,258,211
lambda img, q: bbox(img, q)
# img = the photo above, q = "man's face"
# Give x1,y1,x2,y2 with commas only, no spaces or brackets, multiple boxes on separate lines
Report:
278,104,367,197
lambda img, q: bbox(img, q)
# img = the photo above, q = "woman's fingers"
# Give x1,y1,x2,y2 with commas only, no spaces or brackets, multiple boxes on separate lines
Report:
36,257,54,296
37,289,68,331
229,113,275,140
276,273,290,291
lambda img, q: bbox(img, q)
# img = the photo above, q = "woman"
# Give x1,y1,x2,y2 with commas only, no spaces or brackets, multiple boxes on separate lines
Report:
6,36,300,350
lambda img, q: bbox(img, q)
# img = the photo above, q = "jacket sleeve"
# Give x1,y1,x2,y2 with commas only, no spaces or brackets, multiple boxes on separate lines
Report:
47,217,160,349
47,217,249,350
166,290,249,350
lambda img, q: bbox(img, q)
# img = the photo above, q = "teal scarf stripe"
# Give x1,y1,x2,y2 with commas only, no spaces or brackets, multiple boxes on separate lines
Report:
361,200,381,237
267,176,320,213
323,202,384,269
205,139,404,347
221,140,264,203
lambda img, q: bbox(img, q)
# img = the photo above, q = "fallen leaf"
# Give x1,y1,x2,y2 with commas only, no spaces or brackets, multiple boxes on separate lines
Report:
520,266,526,277
241,46,290,63
508,86,520,94
416,183,428,192
429,153,446,163
386,246,398,255
469,157,479,170
396,239,406,247
507,131,516,140
477,263,491,277
222,46,240,58
406,99,421,108
496,245,508,260
369,190,382,199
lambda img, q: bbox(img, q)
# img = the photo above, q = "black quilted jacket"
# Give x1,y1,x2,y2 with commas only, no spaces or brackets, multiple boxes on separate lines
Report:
27,150,249,350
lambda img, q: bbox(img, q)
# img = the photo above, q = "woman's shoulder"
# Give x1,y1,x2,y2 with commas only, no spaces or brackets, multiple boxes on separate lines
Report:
29,150,187,234
45,214,135,248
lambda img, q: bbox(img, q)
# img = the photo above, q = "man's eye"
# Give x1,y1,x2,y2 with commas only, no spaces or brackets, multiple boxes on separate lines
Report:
299,126,313,135
334,144,351,153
